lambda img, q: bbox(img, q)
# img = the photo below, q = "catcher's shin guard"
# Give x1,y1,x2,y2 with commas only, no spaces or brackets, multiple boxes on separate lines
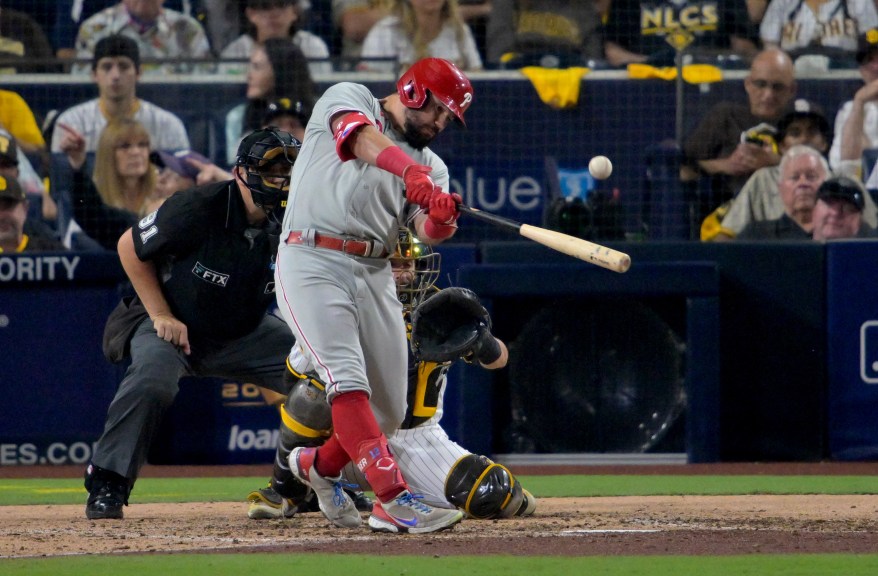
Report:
271,366,333,501
444,454,529,519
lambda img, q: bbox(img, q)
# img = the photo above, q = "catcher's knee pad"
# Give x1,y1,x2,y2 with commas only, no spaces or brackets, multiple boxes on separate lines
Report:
280,378,332,446
444,454,527,519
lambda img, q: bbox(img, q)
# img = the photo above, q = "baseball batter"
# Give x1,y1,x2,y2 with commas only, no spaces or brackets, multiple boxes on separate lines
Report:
250,229,536,520
274,58,471,534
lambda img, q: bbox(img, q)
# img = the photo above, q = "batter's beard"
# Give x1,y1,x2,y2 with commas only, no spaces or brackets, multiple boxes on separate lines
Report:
401,119,433,150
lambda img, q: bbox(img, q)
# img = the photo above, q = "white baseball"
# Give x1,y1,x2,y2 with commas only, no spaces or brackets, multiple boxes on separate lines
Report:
589,155,613,180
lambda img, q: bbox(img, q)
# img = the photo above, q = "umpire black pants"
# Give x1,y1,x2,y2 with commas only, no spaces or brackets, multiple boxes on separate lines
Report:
91,313,295,481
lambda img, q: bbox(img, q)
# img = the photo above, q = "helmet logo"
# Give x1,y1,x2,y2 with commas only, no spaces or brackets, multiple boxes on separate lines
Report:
460,92,472,108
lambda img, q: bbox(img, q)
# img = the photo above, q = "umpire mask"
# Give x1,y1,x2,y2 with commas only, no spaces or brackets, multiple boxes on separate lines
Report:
235,128,300,224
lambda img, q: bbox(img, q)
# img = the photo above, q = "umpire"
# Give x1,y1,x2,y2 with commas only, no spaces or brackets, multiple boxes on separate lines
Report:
84,128,301,520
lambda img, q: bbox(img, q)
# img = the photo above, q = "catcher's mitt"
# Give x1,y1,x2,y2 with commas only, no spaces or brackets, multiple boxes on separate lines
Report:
410,287,491,362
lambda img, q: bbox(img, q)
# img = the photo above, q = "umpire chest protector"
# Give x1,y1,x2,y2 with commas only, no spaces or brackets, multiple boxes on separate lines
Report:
133,180,280,341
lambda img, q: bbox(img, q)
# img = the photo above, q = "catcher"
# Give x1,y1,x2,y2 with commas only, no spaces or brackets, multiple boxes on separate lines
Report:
247,227,535,521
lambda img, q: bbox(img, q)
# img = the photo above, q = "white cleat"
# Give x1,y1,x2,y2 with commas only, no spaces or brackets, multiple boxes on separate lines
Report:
288,447,361,528
368,490,463,534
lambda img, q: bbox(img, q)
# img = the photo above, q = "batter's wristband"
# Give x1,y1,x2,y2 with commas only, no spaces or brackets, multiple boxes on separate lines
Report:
424,217,456,240
376,145,416,178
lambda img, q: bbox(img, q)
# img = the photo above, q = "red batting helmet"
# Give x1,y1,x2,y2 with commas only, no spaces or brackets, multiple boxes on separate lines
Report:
396,58,473,126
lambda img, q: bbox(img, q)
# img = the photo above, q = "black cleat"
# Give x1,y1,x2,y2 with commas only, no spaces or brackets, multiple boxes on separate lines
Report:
349,488,374,512
84,463,130,520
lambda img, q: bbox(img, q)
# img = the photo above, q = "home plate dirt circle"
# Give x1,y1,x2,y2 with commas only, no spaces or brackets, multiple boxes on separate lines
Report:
2,495,878,558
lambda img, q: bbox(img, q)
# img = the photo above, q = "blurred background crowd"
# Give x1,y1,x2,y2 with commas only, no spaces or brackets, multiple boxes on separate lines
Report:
3,0,878,252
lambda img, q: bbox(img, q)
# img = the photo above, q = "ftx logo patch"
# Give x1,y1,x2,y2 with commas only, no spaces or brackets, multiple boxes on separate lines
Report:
192,262,229,286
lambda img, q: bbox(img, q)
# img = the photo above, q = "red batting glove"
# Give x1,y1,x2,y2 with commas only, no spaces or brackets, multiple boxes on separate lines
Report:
402,164,435,208
428,191,462,225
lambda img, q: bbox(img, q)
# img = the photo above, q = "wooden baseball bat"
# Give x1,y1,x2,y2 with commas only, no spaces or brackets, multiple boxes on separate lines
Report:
457,205,631,273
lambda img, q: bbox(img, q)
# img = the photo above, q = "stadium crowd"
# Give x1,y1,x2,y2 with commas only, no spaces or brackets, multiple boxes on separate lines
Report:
3,0,878,249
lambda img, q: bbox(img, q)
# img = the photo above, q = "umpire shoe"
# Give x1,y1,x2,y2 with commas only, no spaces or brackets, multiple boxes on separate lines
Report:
288,447,361,528
84,463,129,520
368,490,463,534
247,485,298,519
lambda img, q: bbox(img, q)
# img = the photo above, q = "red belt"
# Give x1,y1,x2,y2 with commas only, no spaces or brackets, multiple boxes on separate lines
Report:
285,230,389,258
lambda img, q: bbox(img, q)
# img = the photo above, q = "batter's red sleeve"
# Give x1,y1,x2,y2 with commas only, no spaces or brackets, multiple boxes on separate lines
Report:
332,111,373,161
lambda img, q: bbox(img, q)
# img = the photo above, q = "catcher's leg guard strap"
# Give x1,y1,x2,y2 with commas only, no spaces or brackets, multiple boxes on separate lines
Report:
444,454,525,519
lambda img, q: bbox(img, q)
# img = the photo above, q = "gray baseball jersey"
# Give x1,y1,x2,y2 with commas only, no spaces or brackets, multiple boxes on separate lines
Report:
276,81,449,434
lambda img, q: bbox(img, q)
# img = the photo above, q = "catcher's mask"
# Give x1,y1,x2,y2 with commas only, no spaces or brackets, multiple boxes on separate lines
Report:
392,227,440,313
235,128,300,224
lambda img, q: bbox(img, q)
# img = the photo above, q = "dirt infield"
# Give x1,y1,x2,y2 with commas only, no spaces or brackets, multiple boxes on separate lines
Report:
2,463,877,558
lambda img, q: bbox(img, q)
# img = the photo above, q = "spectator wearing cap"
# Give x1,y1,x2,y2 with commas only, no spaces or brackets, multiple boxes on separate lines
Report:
812,175,877,240
682,48,797,222
0,130,52,217
831,29,878,177
736,144,829,240
149,149,213,212
219,0,332,76
51,35,190,155
0,175,65,253
51,36,191,248
0,90,56,222
62,118,225,251
224,38,317,165
262,98,310,141
703,100,878,240
71,0,212,75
